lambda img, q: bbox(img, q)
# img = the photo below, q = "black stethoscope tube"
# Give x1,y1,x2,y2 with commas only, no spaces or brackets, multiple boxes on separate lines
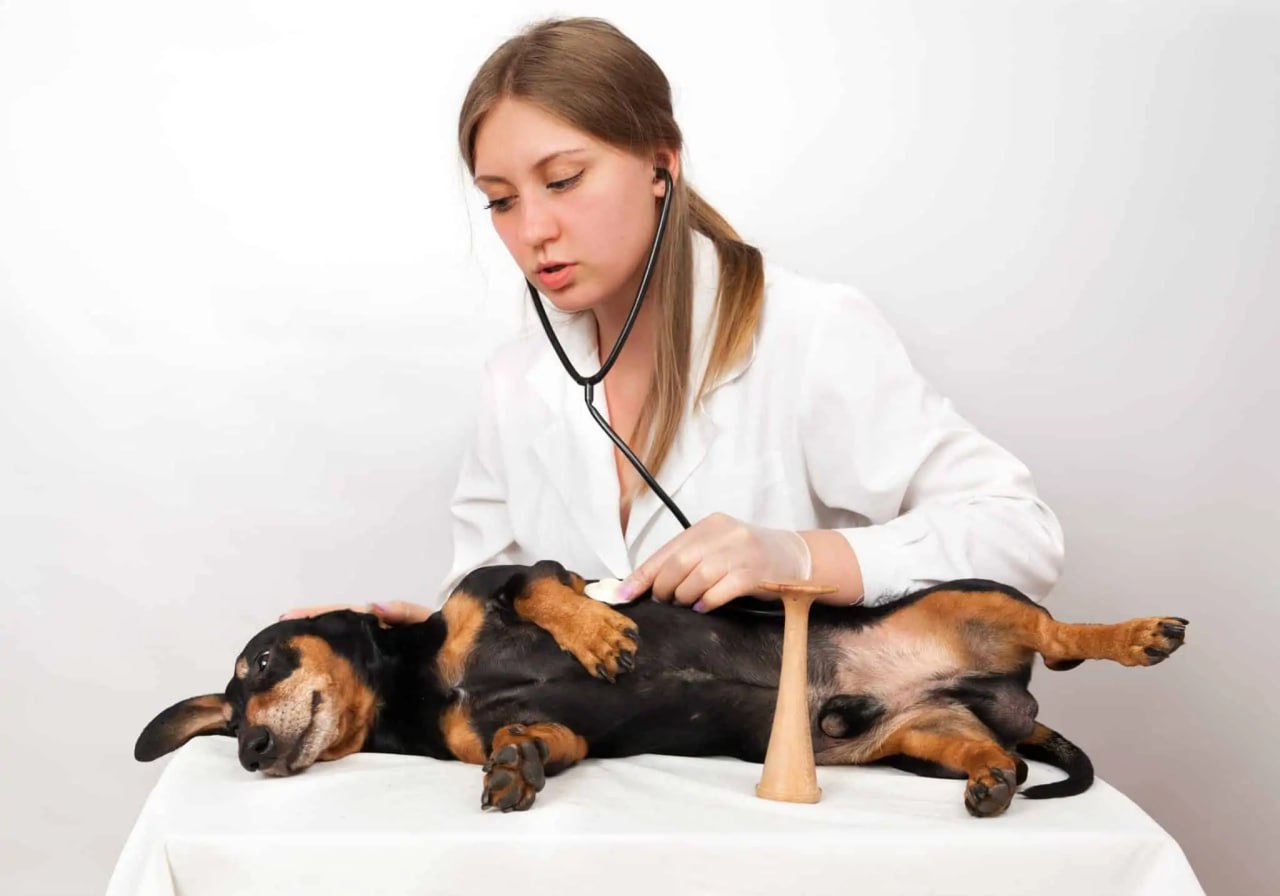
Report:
525,167,690,531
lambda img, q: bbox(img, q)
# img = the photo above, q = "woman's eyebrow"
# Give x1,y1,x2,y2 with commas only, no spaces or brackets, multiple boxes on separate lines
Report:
474,148,588,186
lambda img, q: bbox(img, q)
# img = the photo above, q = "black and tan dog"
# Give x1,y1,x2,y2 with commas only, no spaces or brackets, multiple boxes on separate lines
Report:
136,561,1187,817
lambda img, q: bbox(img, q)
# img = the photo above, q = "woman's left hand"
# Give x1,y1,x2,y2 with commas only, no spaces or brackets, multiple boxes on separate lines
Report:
617,513,812,613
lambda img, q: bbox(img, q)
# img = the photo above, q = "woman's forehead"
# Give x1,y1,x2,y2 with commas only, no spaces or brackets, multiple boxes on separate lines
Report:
473,98,604,177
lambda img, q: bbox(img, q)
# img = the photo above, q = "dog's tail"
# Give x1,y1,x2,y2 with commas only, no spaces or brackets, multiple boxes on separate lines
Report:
1015,721,1094,799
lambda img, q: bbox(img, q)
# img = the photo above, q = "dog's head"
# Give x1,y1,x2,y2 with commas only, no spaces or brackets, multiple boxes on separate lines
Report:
135,611,382,776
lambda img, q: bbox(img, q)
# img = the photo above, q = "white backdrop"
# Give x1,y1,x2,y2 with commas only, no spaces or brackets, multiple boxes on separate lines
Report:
2,1,1277,894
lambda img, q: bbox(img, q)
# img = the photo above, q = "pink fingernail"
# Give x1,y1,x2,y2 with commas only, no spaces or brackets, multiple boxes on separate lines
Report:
372,602,392,615
692,600,708,613
616,584,636,603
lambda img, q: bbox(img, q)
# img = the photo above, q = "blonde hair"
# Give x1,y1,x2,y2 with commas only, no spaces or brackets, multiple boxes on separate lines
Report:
458,17,765,501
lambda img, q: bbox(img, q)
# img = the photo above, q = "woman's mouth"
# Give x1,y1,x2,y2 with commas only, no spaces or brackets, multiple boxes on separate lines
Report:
536,263,577,290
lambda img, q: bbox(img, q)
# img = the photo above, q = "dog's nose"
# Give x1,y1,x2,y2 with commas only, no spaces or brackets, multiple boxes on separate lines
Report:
239,726,276,772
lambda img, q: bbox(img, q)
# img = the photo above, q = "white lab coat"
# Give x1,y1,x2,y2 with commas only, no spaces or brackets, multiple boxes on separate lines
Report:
436,230,1064,608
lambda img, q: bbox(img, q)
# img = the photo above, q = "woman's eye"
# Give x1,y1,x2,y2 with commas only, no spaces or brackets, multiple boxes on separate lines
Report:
255,651,270,673
548,171,583,191
483,171,583,214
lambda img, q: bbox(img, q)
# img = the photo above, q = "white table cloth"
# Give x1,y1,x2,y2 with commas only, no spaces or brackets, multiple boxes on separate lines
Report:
108,738,1203,896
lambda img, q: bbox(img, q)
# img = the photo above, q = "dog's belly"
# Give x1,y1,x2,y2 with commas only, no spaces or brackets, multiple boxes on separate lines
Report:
828,622,968,715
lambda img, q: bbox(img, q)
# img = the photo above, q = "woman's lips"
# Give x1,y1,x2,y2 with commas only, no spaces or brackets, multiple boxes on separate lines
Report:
536,263,577,290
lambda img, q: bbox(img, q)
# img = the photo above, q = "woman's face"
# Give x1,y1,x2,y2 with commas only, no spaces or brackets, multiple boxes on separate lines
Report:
472,97,676,316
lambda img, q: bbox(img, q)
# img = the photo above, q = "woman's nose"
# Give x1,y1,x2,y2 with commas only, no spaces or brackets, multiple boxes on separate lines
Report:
516,193,560,247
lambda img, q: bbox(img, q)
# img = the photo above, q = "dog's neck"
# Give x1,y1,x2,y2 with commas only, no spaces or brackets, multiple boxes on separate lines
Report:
359,613,459,760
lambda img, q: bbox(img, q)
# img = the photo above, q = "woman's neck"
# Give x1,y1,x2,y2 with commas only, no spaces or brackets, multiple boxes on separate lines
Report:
592,294,657,376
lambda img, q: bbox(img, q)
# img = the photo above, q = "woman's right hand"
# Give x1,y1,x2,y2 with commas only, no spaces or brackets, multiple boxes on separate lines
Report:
277,600,432,627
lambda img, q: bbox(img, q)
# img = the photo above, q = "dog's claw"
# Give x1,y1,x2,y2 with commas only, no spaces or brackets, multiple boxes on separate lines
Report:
1123,616,1188,666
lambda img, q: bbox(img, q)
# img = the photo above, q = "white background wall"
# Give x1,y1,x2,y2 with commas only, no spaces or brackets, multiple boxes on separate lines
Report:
2,1,1276,893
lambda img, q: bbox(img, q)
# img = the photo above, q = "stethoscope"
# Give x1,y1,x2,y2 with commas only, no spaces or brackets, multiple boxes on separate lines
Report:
524,168,782,616
525,166,691,532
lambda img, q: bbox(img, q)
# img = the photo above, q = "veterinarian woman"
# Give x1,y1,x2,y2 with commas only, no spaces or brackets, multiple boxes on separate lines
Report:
284,16,1063,624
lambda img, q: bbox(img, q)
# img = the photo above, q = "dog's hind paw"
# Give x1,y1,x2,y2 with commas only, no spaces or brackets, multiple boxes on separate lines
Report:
965,766,1018,818
1128,617,1189,666
482,735,548,812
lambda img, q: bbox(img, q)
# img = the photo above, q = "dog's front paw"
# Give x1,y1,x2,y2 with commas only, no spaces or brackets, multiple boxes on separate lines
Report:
557,601,639,683
481,730,548,812
1125,617,1189,666
965,766,1018,818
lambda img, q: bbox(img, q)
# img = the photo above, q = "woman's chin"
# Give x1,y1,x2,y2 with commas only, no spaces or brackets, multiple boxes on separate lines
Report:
542,282,600,314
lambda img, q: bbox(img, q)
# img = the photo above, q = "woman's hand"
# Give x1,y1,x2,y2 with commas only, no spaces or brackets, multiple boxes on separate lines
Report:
616,513,812,613
277,600,432,627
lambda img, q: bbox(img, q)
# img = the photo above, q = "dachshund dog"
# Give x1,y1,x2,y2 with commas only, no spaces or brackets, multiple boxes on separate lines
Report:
136,561,1187,817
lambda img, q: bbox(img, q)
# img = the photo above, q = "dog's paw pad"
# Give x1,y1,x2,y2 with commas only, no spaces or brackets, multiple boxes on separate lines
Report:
481,738,545,812
965,766,1017,818
1128,617,1189,666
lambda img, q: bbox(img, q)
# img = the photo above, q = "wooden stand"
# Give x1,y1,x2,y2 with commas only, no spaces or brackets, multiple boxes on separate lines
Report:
754,581,836,804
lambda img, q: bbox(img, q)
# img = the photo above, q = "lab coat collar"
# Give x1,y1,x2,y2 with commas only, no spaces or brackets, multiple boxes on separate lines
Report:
527,229,760,575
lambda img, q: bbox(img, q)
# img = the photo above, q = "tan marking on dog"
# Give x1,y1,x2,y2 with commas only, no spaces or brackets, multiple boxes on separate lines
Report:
246,635,376,771
235,657,248,679
897,589,1186,669
302,636,378,762
1021,721,1054,746
515,574,638,680
441,703,486,765
491,722,588,774
437,590,485,688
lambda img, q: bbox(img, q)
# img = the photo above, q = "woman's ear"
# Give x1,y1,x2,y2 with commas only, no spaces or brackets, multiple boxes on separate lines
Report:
653,149,681,197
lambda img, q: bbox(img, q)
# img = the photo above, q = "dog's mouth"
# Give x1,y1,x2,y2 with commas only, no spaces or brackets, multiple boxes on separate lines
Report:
263,691,326,777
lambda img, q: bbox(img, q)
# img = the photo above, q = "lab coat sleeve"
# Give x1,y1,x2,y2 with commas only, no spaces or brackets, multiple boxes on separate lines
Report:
799,289,1065,606
432,360,523,608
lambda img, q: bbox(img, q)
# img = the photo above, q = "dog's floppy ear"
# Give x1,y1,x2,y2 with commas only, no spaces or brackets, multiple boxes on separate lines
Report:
135,694,233,761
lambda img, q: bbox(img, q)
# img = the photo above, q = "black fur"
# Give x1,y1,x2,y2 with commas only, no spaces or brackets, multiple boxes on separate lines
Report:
138,563,1096,798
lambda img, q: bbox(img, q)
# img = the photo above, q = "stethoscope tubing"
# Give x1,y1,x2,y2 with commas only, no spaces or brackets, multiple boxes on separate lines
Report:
525,167,690,530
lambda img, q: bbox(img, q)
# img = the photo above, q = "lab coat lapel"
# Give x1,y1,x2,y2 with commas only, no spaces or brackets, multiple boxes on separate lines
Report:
622,232,758,549
528,310,634,577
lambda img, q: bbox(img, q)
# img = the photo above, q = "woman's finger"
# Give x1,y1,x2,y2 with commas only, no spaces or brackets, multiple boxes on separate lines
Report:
278,603,369,621
670,552,729,607
370,601,432,625
694,569,765,614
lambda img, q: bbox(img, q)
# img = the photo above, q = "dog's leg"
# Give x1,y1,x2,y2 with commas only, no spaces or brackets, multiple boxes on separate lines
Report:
513,562,639,682
1031,614,1189,668
481,722,588,812
904,588,1188,670
869,709,1021,818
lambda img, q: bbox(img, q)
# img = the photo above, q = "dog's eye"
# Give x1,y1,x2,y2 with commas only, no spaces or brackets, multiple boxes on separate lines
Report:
255,650,270,673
